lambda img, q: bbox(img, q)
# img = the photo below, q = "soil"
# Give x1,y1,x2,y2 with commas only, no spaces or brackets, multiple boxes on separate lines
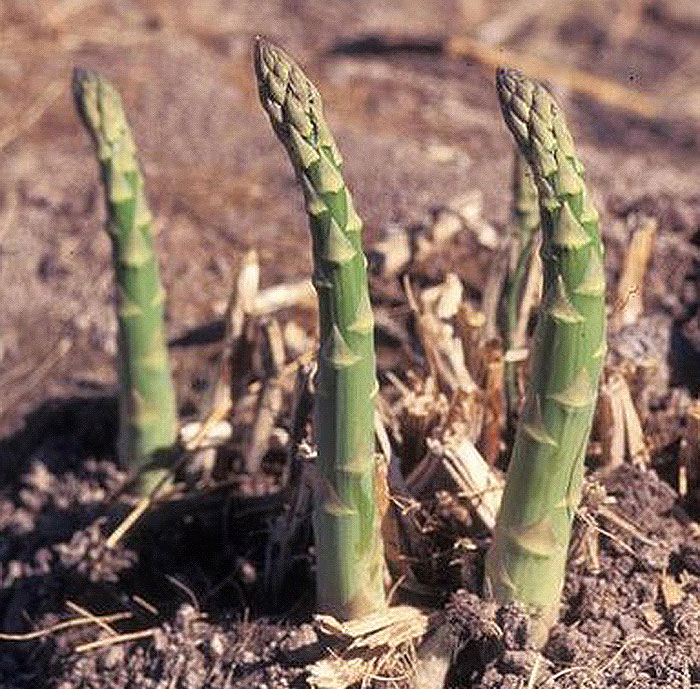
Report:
1,1,700,688
448,466,700,689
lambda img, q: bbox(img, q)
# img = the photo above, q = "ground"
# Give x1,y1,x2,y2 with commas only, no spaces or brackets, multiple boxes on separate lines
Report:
0,1,699,687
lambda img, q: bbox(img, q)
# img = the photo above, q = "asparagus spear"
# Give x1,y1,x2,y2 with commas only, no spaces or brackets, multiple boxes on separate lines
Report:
485,69,606,644
73,70,178,493
503,149,540,413
254,39,385,619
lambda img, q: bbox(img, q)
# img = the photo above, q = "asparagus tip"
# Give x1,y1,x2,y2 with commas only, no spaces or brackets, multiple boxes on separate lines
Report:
72,67,96,119
253,36,282,83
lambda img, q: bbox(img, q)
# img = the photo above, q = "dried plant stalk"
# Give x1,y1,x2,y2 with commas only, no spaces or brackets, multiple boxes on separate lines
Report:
504,149,540,412
611,214,657,332
680,401,700,496
246,318,286,473
596,372,626,469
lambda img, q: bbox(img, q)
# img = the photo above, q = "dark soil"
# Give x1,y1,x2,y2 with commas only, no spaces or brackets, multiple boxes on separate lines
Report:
1,446,699,688
448,466,700,688
1,1,700,688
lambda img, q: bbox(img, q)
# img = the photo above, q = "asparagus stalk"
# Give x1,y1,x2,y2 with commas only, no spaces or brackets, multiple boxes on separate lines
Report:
485,69,606,644
503,149,540,413
73,70,178,493
254,39,386,619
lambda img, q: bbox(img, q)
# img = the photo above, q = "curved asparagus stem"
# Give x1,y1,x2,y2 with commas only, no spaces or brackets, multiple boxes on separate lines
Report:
503,149,540,413
485,69,606,644
254,39,385,619
73,70,178,493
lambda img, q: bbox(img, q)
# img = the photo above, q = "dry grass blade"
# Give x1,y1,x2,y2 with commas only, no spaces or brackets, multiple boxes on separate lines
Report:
595,504,659,549
595,370,648,468
525,653,543,689
315,605,430,650
481,247,509,339
618,373,648,465
75,628,156,653
407,275,478,396
65,601,118,637
455,303,486,381
478,339,505,466
371,225,412,276
226,249,260,402
659,568,684,610
0,612,131,641
512,238,542,354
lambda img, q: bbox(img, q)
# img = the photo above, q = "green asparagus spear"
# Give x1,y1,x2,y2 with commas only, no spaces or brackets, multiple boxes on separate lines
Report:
73,70,178,493
503,149,540,413
254,39,385,619
485,69,606,644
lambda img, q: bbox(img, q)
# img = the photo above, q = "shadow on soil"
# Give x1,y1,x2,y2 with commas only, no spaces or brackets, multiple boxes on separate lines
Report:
0,394,119,485
0,394,314,688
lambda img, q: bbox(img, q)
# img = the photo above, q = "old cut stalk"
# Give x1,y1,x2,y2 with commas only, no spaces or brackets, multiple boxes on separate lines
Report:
73,70,178,493
503,149,540,413
254,39,386,619
485,69,606,644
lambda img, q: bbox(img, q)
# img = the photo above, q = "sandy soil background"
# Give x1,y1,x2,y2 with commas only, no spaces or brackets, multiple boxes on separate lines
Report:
1,0,699,438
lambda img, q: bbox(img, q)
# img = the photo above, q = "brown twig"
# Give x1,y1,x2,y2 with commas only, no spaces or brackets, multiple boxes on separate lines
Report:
445,34,662,119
